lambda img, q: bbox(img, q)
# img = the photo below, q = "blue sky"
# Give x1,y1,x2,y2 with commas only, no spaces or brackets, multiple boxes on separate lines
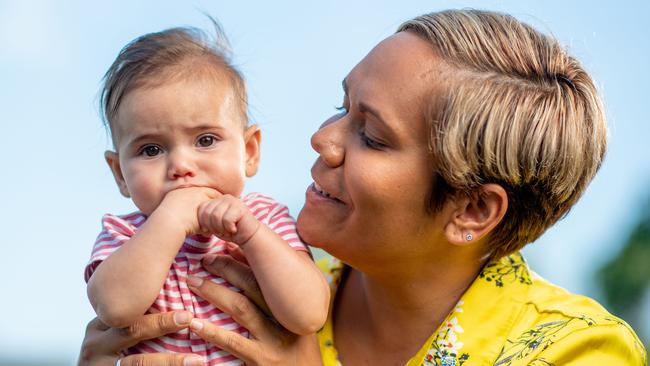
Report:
1,0,649,363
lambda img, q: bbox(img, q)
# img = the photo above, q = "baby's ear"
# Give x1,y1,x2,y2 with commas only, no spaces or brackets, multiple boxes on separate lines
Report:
104,151,130,198
243,125,261,177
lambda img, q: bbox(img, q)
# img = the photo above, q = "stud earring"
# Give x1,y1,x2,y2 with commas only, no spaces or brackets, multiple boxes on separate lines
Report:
465,233,473,241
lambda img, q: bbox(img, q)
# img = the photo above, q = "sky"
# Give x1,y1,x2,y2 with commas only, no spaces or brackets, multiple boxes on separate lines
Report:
1,0,649,363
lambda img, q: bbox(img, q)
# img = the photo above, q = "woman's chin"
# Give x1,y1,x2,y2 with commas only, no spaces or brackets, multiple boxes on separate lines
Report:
296,210,321,247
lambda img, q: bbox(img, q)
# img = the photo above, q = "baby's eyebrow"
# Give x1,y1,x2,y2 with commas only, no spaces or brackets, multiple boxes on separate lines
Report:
184,124,226,133
128,133,157,144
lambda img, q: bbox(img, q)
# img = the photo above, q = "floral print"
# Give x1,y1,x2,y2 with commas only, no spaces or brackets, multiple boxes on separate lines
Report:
316,253,646,366
422,301,469,366
479,253,532,287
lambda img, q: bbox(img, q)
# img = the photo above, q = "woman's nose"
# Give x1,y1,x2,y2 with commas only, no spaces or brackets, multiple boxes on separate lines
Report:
167,149,196,179
311,116,345,168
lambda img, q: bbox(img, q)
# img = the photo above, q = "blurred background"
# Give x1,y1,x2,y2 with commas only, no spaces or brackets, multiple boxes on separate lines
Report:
0,0,648,364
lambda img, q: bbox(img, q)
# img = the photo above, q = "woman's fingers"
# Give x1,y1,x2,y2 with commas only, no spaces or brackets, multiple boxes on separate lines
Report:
189,319,259,364
108,312,193,351
202,254,269,315
188,275,276,342
78,312,193,366
120,353,203,366
189,317,323,366
224,242,248,264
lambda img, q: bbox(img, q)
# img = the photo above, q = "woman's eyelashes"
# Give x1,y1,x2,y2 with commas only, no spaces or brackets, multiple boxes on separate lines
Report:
335,105,386,150
359,129,386,150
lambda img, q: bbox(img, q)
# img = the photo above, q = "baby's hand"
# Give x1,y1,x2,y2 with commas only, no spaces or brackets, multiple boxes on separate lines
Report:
197,195,261,246
156,187,221,235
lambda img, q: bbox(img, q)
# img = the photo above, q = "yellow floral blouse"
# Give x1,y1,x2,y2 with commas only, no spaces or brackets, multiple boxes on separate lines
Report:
317,253,646,366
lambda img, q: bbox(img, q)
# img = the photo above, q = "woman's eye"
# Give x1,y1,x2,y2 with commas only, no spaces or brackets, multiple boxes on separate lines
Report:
359,130,385,150
197,135,217,147
140,145,162,157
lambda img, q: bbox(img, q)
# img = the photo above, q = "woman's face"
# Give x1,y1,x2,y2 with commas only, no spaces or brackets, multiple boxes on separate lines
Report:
297,32,451,268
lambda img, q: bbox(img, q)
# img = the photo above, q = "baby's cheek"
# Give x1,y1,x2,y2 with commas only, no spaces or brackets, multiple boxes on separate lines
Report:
124,170,164,215
213,160,247,197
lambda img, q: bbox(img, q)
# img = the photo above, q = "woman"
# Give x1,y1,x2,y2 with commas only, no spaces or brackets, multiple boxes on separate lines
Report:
79,9,646,366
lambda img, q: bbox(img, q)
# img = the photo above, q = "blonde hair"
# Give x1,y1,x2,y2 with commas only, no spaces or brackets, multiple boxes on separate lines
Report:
100,20,247,143
399,9,607,259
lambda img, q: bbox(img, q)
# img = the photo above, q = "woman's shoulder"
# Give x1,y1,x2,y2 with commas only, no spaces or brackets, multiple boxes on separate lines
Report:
416,253,645,366
496,266,647,365
526,269,615,318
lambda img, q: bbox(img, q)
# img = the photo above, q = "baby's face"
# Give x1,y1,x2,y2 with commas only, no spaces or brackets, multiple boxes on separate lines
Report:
105,77,258,215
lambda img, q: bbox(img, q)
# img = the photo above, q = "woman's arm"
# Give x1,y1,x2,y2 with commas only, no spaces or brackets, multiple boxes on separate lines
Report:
78,311,202,366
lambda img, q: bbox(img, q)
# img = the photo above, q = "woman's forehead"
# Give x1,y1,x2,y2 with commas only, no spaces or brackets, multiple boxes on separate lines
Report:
345,32,449,132
348,33,447,97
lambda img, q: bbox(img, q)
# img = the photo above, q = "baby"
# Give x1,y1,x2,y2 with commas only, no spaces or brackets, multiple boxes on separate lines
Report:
84,24,329,365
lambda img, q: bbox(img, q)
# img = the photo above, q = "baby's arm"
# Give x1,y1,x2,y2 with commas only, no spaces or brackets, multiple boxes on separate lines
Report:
87,187,217,328
198,196,330,335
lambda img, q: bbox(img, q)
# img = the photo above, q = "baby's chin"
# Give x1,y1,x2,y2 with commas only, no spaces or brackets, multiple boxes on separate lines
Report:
132,198,160,217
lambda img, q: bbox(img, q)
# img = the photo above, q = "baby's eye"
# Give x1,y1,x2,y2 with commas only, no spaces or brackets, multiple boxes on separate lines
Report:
140,145,162,157
197,134,218,148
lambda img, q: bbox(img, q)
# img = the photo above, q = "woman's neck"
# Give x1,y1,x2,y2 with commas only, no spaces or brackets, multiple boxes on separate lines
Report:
333,250,485,365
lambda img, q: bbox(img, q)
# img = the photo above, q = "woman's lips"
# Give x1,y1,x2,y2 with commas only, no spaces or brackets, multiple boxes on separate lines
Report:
313,182,334,199
309,182,343,203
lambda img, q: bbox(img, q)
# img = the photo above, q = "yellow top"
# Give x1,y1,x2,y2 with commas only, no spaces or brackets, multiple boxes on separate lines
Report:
317,253,646,366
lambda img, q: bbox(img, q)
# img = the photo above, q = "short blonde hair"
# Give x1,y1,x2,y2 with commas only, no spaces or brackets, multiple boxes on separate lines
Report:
399,10,607,259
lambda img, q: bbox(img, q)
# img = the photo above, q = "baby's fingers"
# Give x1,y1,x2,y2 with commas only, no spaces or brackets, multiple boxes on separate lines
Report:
198,199,229,236
221,203,245,235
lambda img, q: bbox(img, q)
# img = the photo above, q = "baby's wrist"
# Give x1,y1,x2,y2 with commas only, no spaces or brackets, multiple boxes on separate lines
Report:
238,219,263,249
148,206,192,237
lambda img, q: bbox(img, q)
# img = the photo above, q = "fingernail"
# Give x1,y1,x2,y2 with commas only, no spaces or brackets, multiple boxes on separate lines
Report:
184,355,204,366
187,276,203,288
203,254,216,265
173,311,192,325
190,318,204,331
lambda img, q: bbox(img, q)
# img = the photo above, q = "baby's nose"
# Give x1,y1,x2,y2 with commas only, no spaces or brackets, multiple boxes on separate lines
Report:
167,150,197,179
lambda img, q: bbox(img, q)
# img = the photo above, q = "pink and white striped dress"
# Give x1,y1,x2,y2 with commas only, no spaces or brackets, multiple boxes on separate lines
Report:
85,192,307,365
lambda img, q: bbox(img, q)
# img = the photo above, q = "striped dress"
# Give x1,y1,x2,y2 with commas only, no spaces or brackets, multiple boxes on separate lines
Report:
85,192,306,365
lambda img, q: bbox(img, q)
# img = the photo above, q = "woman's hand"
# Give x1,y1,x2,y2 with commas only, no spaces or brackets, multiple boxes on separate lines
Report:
78,251,323,365
187,254,324,366
78,311,203,366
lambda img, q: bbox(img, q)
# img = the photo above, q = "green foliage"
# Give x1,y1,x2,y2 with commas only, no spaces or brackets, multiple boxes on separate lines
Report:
598,199,650,315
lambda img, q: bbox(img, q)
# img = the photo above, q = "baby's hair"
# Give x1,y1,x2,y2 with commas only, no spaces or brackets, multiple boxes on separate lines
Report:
100,17,247,144
399,10,607,259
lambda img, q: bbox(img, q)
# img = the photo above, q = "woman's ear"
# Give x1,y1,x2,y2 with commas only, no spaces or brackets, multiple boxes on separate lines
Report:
443,184,508,246
104,151,130,198
244,125,261,177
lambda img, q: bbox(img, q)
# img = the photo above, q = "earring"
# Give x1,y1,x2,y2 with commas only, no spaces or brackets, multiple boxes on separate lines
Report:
465,233,473,241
